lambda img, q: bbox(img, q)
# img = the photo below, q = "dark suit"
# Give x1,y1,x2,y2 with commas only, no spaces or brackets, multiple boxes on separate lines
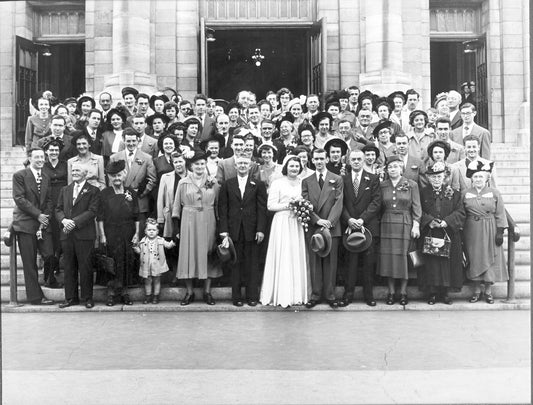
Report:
37,134,75,162
449,110,463,130
218,176,267,301
198,115,216,141
55,181,100,301
12,168,54,302
71,126,103,155
302,170,344,302
399,154,426,185
341,169,382,301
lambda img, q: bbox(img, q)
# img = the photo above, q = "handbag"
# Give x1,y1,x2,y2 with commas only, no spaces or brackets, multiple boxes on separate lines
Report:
423,229,451,258
94,245,116,275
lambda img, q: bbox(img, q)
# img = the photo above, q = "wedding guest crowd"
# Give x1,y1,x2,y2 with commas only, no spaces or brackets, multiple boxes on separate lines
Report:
9,84,507,309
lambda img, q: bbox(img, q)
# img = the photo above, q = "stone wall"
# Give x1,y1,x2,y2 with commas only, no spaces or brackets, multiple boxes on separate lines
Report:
0,2,16,149
176,0,200,100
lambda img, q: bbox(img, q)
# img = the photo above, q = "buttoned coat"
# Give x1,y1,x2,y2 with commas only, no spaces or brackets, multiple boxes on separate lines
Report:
301,170,344,237
218,176,267,242
341,169,382,237
55,181,100,241
12,168,53,234
450,123,492,159
157,171,183,238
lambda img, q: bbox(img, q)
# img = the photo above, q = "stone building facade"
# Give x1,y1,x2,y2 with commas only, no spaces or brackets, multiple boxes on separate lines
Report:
0,0,529,148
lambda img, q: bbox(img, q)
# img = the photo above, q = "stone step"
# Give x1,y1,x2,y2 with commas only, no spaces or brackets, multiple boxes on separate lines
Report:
493,160,530,167
495,167,531,176
498,185,530,195
1,198,15,208
0,150,27,158
0,180,11,190
501,194,530,203
496,176,530,186
1,281,529,303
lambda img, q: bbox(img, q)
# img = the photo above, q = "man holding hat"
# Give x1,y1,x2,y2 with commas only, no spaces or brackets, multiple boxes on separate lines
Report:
339,149,382,307
302,148,344,308
218,156,267,307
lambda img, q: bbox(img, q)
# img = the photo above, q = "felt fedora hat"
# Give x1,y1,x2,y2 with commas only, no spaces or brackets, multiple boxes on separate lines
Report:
342,227,373,253
217,236,237,264
310,227,332,258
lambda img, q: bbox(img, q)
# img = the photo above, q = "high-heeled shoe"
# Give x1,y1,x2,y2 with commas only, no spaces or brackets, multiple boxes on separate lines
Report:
143,295,152,305
469,293,481,303
484,293,494,304
121,294,133,305
106,296,115,307
399,294,408,306
427,295,436,305
385,293,395,305
204,292,215,306
180,292,195,306
152,294,160,304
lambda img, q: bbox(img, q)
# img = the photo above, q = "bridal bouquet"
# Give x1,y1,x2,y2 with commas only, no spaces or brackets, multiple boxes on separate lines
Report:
289,198,313,232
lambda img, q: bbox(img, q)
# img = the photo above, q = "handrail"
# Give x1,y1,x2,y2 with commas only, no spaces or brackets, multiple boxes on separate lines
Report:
8,233,22,307
504,209,520,303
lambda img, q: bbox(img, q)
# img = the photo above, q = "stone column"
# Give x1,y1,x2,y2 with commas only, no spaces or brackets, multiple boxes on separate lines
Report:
358,0,411,94
102,0,156,97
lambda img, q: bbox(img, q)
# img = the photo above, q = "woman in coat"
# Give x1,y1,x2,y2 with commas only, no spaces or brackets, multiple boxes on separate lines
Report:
172,151,221,305
67,132,106,190
157,151,187,285
418,162,465,304
97,160,140,306
463,160,508,304
378,155,422,305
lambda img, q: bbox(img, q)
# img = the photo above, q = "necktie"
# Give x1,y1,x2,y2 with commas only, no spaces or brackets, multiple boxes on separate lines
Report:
36,172,42,193
128,151,134,167
318,174,324,189
73,183,80,203
353,174,360,197
464,126,469,137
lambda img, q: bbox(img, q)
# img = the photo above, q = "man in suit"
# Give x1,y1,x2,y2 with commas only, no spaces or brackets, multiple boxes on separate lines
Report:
131,114,158,159
434,117,465,164
194,94,216,141
110,128,157,233
452,135,496,193
450,103,491,159
218,156,267,307
216,134,259,184
353,108,374,142
70,109,103,155
302,148,344,308
37,114,74,161
339,150,382,307
447,90,463,130
245,104,262,139
214,113,233,159
394,133,426,185
56,163,100,308
12,148,55,305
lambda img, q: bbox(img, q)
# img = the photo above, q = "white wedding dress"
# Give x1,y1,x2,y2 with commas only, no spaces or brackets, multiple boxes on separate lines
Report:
260,176,309,307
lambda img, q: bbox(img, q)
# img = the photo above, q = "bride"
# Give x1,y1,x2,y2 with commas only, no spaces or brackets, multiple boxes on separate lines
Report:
260,156,309,307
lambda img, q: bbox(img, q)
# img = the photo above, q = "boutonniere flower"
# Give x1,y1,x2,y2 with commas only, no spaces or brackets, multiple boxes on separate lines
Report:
364,176,370,182
135,158,143,165
250,181,256,186
444,185,454,200
328,179,336,184
124,190,133,202
396,180,410,191
411,165,418,169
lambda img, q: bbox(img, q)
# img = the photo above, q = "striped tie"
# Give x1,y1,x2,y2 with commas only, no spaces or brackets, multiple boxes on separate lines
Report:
353,174,359,197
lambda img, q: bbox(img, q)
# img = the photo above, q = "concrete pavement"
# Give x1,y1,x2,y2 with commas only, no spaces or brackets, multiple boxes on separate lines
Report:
2,311,530,404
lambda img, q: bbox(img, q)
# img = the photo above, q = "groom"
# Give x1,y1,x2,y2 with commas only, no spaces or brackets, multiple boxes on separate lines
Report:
218,156,267,307
302,148,344,308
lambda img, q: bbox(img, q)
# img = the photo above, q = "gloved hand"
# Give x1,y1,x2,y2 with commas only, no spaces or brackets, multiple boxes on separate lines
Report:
495,227,504,246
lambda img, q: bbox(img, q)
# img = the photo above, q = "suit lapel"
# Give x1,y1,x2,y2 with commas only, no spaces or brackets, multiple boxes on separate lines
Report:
317,171,332,211
307,174,321,209
26,170,40,201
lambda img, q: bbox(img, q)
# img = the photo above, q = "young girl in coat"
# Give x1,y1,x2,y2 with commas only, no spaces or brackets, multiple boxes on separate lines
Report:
133,218,175,304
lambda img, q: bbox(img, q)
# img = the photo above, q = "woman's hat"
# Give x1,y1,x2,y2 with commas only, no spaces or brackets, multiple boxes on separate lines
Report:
106,107,127,125
385,154,403,168
149,94,170,111
71,130,94,146
76,95,96,112
214,99,229,109
372,120,393,137
466,159,494,178
257,143,278,158
310,228,332,258
287,98,302,111
358,90,375,106
146,112,170,127
342,227,373,253
41,137,65,151
373,97,394,113
63,97,77,107
311,111,333,128
362,144,380,159
121,87,139,98
106,159,126,175
225,100,240,114
187,151,208,164
388,90,406,105
324,138,348,156
426,161,447,176
433,92,448,108
217,236,237,264
182,116,202,128
427,140,451,160
276,111,295,131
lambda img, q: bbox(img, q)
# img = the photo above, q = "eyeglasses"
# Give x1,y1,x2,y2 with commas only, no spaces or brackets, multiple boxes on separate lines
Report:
461,111,473,116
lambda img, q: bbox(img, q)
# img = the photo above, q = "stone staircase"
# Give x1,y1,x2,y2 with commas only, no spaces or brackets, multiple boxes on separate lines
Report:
0,144,530,304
